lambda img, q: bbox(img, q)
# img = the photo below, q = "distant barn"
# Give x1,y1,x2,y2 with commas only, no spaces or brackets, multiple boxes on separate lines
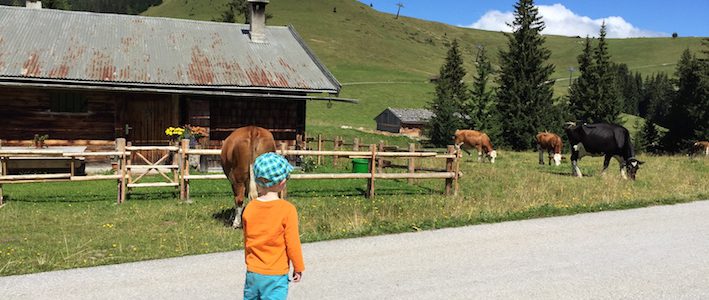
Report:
0,1,350,157
374,108,432,136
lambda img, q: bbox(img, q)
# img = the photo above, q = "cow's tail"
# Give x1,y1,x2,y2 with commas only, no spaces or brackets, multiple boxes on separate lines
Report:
248,163,258,200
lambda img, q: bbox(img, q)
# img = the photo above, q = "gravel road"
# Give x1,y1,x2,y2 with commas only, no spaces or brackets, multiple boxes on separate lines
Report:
2,200,708,299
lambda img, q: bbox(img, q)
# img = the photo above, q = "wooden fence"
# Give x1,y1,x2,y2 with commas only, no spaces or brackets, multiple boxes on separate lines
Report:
180,139,460,200
0,138,460,206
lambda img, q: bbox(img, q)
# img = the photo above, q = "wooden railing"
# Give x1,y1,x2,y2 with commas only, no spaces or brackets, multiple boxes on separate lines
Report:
179,140,461,200
0,138,461,206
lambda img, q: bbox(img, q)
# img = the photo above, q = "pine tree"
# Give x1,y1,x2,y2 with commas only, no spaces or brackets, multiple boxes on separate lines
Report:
426,39,466,146
694,38,709,140
638,119,661,154
496,0,556,150
568,36,597,123
43,0,70,10
467,46,493,128
593,23,621,123
643,73,674,125
215,0,272,24
467,45,502,144
661,49,701,151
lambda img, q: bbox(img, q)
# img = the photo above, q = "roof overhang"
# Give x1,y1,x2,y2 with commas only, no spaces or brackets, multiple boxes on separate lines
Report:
0,77,358,103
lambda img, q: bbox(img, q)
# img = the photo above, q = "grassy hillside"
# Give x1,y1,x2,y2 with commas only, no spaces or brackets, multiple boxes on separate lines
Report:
144,0,705,129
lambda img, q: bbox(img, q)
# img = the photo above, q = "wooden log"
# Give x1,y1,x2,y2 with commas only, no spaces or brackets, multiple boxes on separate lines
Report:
185,174,228,180
180,139,190,202
445,146,454,195
0,173,71,180
116,138,126,204
353,138,360,151
454,145,461,196
0,150,65,156
70,175,122,181
125,146,179,151
368,144,376,198
408,143,416,184
317,134,323,165
333,136,340,166
377,141,384,174
127,182,180,188
184,172,455,180
126,165,179,170
63,151,128,157
0,148,3,205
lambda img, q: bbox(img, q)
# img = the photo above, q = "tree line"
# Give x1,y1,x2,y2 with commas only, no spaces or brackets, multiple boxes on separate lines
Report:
0,0,162,14
427,0,708,154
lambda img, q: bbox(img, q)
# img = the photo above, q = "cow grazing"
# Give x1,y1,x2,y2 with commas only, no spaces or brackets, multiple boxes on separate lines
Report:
690,141,709,157
536,132,563,166
220,126,276,228
564,122,644,180
453,129,497,163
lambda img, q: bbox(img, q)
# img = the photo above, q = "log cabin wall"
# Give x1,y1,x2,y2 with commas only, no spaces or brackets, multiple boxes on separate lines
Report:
0,86,117,149
206,96,306,146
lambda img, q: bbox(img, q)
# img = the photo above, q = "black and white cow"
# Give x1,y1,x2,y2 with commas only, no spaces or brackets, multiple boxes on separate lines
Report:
564,122,644,180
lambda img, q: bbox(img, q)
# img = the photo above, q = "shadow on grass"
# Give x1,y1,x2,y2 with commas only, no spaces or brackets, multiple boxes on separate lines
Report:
212,208,236,227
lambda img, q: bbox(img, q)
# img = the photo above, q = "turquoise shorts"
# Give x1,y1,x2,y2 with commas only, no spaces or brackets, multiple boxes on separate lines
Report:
244,271,289,300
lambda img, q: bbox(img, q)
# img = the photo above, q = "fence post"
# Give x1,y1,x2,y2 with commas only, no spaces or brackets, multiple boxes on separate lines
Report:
333,136,340,166
0,139,4,206
116,138,126,204
367,144,376,198
377,140,384,173
408,143,416,184
180,139,190,202
353,138,360,151
445,145,454,195
454,145,461,196
317,134,323,165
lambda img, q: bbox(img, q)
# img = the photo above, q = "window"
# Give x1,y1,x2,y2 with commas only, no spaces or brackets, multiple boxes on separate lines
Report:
50,92,88,113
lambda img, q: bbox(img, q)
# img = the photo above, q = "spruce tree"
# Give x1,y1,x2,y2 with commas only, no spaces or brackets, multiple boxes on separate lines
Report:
694,38,709,140
661,49,701,151
638,119,661,154
496,0,556,150
568,36,597,123
426,39,466,146
593,23,621,123
467,45,502,144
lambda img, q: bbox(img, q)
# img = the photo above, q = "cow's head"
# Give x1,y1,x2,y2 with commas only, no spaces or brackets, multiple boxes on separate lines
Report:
488,150,497,163
626,158,645,180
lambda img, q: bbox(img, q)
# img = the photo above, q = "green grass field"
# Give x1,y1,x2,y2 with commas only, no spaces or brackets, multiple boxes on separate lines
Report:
2,152,706,275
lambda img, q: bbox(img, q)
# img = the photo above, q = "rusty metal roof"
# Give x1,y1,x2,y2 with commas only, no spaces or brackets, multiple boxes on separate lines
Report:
0,6,341,94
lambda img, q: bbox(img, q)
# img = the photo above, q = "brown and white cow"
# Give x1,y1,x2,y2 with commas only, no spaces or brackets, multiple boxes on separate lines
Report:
690,141,709,157
453,129,497,163
220,126,276,228
536,132,563,166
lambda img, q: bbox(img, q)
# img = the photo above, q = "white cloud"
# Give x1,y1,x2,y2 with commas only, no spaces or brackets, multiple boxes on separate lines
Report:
464,3,665,38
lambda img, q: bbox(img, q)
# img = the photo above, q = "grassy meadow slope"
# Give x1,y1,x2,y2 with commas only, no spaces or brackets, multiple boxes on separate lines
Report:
144,0,704,129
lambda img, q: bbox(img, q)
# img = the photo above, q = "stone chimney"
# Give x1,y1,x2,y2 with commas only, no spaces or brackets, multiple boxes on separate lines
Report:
248,0,269,43
26,0,42,9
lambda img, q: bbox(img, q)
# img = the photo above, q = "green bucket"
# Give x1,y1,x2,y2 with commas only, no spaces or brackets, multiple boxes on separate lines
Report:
351,158,370,173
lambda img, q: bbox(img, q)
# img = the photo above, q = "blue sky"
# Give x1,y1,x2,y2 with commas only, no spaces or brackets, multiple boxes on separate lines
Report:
360,1,709,38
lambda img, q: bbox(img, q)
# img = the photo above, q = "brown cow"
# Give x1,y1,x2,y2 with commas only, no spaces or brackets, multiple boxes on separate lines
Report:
536,132,563,166
220,126,276,228
453,129,497,163
690,141,709,157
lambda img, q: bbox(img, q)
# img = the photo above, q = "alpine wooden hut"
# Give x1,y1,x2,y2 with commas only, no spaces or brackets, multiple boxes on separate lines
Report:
0,1,350,156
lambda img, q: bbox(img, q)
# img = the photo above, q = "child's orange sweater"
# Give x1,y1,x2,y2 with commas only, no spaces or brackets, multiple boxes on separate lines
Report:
242,199,305,275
